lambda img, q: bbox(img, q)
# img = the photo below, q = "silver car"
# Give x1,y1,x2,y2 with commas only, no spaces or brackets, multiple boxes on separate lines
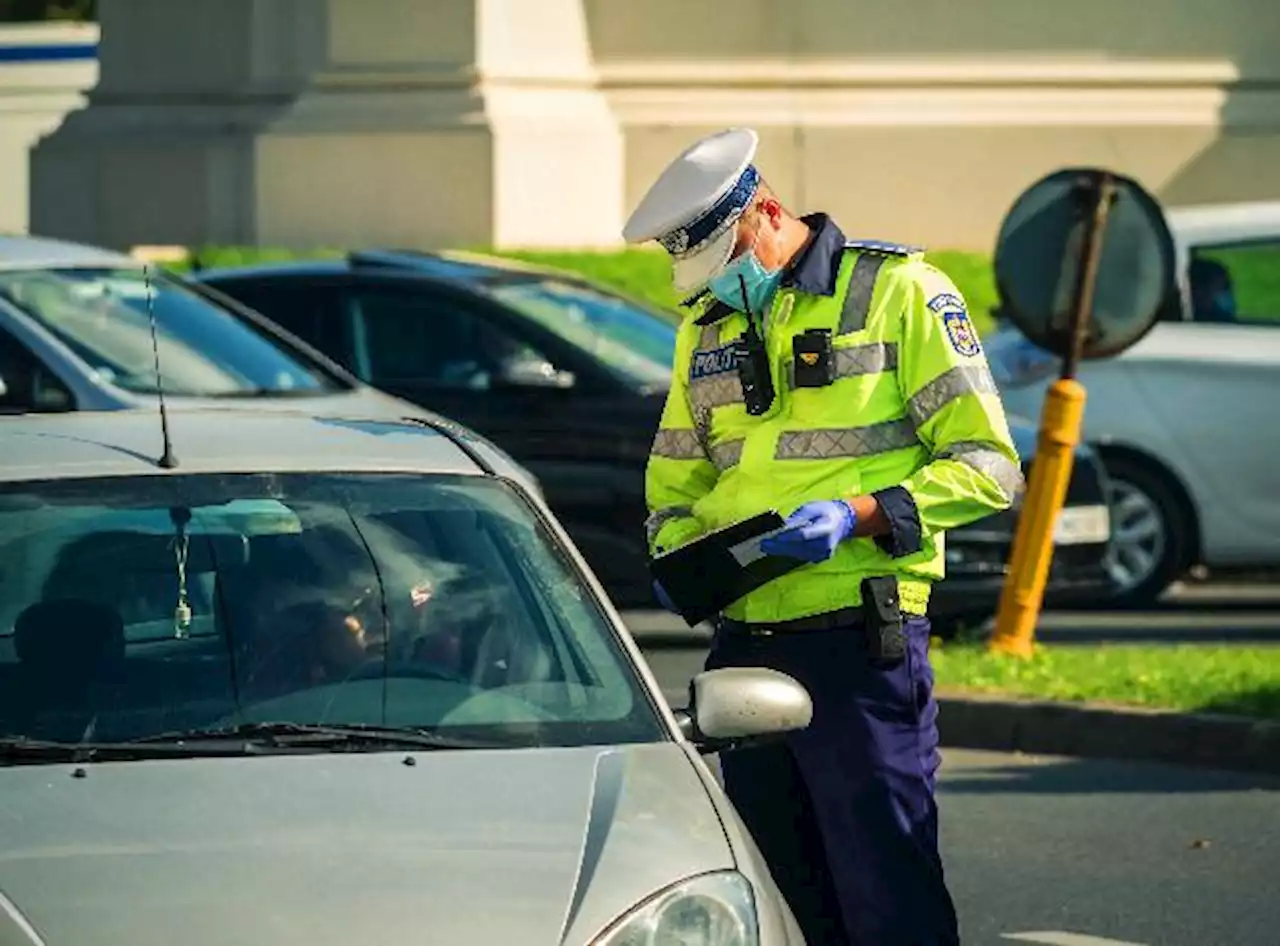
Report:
0,234,544,501
0,407,809,946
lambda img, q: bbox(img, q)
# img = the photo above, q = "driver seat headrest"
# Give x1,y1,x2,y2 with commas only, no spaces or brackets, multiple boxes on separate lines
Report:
14,598,126,680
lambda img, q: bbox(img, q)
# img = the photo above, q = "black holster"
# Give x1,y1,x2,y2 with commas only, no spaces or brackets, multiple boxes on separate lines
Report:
860,575,907,668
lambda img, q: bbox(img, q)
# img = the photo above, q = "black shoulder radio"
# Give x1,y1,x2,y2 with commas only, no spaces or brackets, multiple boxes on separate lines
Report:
733,273,775,416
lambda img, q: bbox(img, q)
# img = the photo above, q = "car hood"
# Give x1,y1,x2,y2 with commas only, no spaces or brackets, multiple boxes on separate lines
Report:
0,743,731,946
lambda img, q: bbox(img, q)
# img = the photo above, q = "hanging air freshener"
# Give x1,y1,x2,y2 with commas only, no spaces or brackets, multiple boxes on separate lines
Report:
171,516,193,639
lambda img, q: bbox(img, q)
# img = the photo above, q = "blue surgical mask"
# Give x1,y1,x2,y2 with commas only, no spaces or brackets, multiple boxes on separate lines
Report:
709,250,783,316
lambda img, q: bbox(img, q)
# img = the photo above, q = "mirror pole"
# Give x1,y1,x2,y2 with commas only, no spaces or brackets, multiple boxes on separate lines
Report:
989,173,1114,659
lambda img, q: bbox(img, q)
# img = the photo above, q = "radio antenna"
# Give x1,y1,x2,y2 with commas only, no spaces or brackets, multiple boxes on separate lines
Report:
144,263,179,469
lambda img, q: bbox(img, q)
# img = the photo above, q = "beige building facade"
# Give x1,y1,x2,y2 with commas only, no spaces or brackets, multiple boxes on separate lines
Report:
29,0,1280,254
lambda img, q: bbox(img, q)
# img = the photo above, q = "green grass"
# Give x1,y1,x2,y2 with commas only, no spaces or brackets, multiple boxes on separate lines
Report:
930,642,1280,720
176,244,1000,334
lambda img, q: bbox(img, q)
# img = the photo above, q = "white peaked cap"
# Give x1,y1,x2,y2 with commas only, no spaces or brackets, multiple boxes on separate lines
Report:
622,128,761,293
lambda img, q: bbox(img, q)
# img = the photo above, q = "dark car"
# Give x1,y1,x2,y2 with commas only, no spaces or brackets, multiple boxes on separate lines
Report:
930,419,1114,637
191,250,1114,620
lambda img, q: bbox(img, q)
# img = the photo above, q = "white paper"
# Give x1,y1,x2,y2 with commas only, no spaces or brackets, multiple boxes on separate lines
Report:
727,526,788,567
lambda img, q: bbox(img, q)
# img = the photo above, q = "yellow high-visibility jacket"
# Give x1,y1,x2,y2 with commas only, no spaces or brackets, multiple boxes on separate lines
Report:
645,222,1023,623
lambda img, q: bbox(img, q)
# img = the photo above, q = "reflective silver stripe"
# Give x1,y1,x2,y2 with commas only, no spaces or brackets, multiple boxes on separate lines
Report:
697,323,722,349
786,341,898,389
938,441,1025,502
774,417,919,460
907,364,999,428
686,322,745,452
688,372,744,415
838,253,887,334
651,428,704,460
645,505,694,545
709,438,744,470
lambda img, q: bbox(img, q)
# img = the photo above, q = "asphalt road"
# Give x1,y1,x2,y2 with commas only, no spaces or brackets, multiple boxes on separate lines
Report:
629,593,1280,946
938,749,1280,946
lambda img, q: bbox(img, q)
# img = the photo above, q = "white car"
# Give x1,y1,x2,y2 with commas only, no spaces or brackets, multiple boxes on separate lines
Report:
987,200,1280,606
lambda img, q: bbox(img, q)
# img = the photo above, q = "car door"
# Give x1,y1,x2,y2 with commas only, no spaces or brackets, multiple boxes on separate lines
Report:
1156,236,1280,562
337,278,585,461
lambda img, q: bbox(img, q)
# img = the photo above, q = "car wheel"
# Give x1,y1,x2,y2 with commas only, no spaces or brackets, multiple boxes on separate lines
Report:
1098,455,1193,608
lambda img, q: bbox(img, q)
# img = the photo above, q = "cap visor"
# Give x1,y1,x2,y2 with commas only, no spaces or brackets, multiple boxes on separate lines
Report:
671,227,737,294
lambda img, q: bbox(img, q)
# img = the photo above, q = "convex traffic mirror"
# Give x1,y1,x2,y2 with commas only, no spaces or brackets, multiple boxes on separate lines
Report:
993,167,1178,364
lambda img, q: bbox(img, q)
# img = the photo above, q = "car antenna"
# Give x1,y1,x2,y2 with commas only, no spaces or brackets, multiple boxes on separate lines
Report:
144,262,179,469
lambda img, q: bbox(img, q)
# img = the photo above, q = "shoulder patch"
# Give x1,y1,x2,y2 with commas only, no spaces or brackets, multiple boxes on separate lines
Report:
845,238,925,257
928,292,982,357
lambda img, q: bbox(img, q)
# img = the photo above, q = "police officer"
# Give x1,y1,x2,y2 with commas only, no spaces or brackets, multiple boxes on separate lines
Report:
623,128,1023,946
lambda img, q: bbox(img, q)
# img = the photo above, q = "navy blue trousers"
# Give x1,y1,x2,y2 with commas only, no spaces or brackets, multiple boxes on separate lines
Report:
705,615,959,946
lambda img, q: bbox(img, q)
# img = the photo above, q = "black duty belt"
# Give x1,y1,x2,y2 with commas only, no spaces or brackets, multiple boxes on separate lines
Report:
717,606,927,637
717,607,864,637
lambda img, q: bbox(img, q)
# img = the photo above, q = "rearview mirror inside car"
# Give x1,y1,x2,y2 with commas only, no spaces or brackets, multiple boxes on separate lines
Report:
676,667,813,753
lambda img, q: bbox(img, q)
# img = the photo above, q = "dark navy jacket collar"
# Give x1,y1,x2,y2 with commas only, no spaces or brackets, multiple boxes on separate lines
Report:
781,212,847,297
689,213,848,324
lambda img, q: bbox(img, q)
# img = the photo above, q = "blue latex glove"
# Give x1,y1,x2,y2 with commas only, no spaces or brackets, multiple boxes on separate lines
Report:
652,579,678,614
760,500,858,563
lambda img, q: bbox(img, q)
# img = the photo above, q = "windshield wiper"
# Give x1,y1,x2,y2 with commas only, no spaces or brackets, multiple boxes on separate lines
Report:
0,736,253,765
130,721,495,751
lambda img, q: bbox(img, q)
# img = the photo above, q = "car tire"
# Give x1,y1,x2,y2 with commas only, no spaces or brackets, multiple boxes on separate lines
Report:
1097,453,1194,608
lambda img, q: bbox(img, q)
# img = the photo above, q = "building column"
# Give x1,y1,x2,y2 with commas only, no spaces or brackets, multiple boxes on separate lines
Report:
30,0,624,251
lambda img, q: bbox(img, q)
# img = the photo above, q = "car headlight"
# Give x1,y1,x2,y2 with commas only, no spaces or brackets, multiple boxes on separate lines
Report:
590,871,759,946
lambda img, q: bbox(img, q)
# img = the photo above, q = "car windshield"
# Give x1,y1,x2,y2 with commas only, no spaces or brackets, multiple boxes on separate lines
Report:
0,472,664,756
484,277,676,388
0,268,340,396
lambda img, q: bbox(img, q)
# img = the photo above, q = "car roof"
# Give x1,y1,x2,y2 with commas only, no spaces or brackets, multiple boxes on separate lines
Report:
0,408,489,483
192,248,594,287
0,234,141,272
1166,201,1280,247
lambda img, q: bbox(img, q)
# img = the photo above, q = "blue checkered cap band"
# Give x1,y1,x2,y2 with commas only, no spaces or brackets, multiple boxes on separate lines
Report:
657,165,760,259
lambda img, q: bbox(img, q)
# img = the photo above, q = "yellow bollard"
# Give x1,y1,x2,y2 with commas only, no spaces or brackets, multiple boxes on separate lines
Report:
988,378,1088,658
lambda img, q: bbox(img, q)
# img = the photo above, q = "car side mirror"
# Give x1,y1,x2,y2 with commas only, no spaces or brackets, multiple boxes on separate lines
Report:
497,359,575,390
0,372,7,398
674,667,813,753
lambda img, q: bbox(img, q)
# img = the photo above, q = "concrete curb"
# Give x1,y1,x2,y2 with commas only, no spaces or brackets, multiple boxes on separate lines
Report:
936,690,1280,776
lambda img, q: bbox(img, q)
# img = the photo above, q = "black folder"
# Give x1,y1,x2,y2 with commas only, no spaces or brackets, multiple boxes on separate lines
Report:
648,510,805,627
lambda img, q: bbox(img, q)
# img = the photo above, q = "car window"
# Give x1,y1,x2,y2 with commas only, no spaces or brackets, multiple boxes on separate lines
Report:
208,280,348,360
0,327,75,413
0,268,341,396
1187,241,1280,325
485,277,676,388
344,285,558,389
0,472,663,751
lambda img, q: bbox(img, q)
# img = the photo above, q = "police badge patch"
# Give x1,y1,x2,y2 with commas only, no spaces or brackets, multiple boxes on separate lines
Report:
928,292,982,357
689,343,739,380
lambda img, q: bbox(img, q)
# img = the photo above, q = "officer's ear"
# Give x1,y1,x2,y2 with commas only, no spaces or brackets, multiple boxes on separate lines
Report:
758,197,784,229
